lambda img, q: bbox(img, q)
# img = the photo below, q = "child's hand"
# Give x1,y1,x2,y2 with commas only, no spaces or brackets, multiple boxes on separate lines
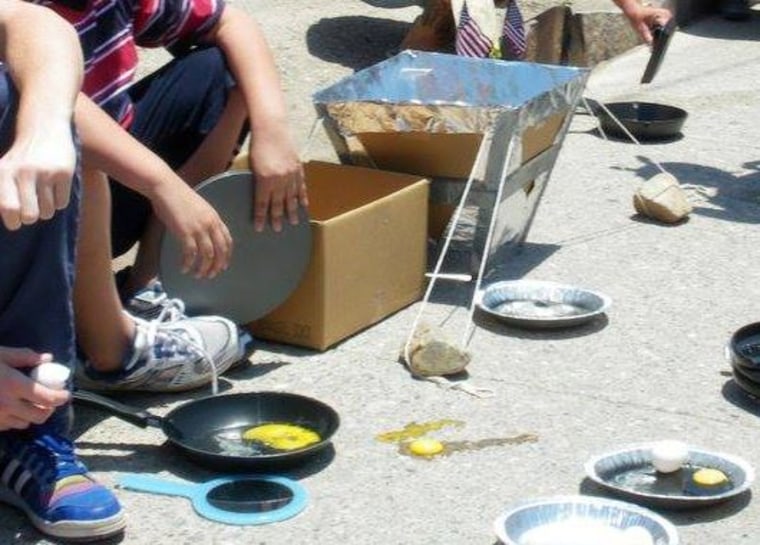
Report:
0,348,70,431
0,119,76,230
152,181,233,279
248,128,307,233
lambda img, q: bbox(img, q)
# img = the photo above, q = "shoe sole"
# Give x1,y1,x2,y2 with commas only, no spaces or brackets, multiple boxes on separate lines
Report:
0,485,126,541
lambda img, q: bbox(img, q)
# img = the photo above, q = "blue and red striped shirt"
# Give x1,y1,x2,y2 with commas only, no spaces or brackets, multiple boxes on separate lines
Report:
32,0,224,127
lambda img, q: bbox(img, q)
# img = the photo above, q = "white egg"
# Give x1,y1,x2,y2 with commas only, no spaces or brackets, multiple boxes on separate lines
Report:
651,440,689,473
29,362,70,390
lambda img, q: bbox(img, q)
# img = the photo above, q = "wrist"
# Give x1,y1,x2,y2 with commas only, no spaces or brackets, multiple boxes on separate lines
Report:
14,106,73,142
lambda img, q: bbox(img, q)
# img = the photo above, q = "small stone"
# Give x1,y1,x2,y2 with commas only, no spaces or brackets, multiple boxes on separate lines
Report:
633,172,693,224
402,323,471,377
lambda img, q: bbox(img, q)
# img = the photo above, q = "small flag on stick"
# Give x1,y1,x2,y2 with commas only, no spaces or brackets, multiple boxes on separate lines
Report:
455,2,494,58
501,0,526,59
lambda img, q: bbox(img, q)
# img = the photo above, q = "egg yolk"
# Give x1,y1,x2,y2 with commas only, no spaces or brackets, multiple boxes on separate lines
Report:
692,468,729,487
408,438,445,457
242,423,320,451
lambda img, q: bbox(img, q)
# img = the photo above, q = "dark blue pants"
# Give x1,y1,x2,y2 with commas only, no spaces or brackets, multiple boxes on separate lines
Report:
110,47,246,258
0,68,80,436
0,69,80,367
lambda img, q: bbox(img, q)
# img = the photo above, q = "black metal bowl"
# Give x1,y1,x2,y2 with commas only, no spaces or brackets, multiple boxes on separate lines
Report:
731,359,760,387
731,365,760,401
728,322,760,371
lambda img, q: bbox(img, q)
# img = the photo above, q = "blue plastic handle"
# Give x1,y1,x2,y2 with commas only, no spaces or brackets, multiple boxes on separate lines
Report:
117,474,196,498
116,473,308,526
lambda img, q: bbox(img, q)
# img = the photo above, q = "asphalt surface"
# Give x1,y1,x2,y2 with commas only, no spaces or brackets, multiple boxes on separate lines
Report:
3,4,760,545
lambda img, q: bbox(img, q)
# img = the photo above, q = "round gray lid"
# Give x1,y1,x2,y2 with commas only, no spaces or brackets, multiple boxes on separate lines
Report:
160,171,312,324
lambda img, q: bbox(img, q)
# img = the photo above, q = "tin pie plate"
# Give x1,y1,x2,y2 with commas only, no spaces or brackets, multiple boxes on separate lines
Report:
475,280,611,329
494,495,679,545
584,442,755,510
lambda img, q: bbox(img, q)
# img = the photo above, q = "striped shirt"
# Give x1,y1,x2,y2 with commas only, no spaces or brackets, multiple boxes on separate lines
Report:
32,0,224,127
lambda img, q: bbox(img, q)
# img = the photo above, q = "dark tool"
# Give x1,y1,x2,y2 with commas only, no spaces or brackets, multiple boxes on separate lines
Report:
641,18,677,84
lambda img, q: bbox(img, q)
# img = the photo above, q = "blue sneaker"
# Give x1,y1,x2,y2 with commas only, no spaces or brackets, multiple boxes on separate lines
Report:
0,430,125,541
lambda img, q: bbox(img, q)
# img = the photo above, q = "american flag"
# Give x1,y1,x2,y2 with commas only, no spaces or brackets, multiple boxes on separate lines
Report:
455,2,494,58
501,0,527,59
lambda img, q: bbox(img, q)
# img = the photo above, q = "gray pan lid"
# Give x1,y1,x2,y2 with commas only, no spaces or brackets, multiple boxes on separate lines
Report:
159,171,312,324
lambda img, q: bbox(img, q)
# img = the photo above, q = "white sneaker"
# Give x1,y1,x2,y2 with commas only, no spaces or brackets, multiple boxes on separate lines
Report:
75,313,245,393
123,280,186,323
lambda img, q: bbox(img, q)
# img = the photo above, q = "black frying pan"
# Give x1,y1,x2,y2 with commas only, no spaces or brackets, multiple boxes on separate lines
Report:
73,390,340,471
586,99,688,141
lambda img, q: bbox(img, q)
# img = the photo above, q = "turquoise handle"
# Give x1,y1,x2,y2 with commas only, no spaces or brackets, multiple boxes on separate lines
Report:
117,474,195,499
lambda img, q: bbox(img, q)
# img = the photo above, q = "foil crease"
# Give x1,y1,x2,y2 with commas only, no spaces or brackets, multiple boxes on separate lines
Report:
313,50,589,136
320,102,499,135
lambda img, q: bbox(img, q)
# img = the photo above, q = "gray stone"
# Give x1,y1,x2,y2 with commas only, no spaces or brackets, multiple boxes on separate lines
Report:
569,10,642,67
525,5,571,64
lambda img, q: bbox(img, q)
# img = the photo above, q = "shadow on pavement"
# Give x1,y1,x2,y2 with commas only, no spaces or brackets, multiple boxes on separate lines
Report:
578,480,753,523
0,521,127,545
484,242,563,282
626,159,760,225
474,311,610,340
588,127,686,145
680,14,760,41
306,15,412,71
721,378,760,417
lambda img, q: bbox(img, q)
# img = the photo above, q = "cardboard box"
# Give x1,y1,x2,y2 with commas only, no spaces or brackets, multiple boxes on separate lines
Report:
246,160,430,351
339,111,567,239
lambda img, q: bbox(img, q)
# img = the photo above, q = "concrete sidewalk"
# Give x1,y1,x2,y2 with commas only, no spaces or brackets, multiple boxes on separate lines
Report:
3,5,760,545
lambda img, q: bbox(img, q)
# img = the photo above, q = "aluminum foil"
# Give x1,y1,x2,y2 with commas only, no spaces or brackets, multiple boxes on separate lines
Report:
313,50,588,135
493,495,679,545
312,50,590,262
476,279,611,329
584,442,755,510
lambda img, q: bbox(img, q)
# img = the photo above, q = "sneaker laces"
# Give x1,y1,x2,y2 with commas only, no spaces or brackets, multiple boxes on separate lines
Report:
154,295,186,323
129,316,219,395
22,434,86,487
125,282,187,323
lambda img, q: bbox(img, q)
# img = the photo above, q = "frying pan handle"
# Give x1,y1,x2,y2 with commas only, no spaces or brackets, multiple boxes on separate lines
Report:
73,389,162,429
117,474,195,499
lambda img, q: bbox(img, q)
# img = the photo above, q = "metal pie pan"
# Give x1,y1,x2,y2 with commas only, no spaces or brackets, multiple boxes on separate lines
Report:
476,280,611,329
585,442,755,510
493,494,679,545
